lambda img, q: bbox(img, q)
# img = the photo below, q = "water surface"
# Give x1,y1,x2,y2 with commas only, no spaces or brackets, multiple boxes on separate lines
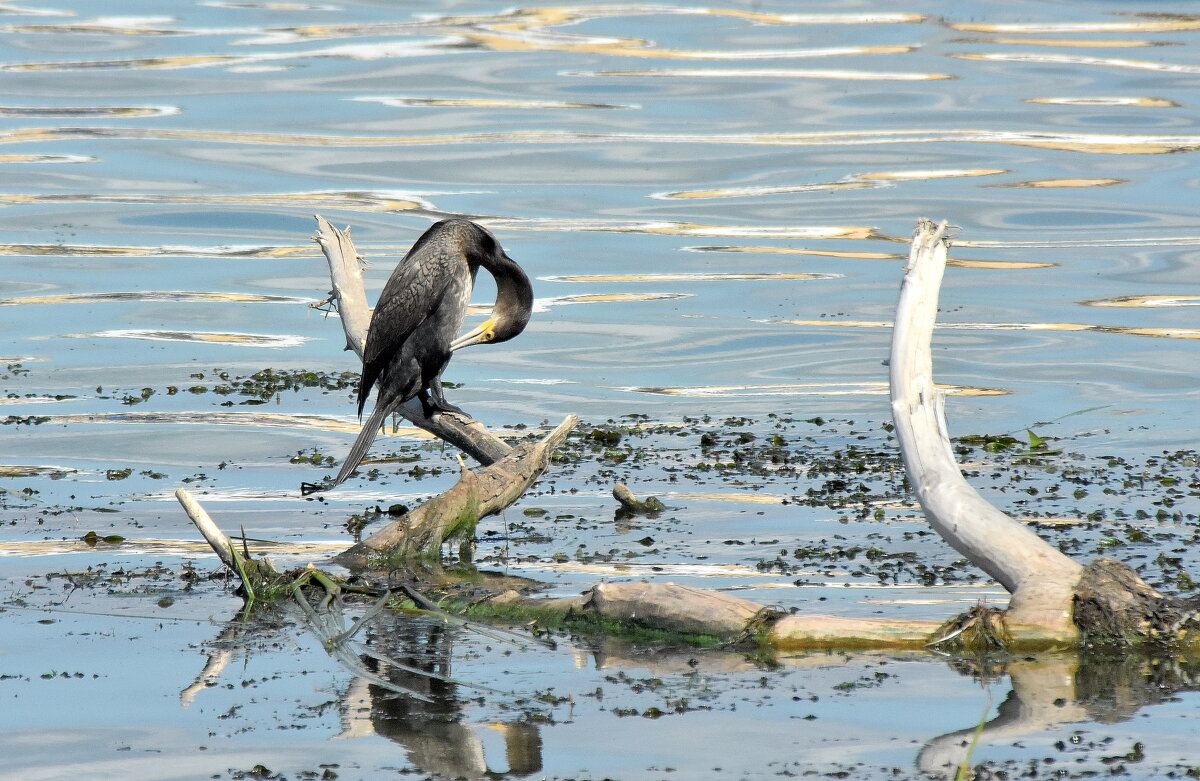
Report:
3,1,1200,778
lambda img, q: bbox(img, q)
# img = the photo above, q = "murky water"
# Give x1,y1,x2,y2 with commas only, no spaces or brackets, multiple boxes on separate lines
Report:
3,1,1200,778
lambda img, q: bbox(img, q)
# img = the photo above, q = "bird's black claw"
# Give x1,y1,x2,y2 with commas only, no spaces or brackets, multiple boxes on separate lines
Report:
420,387,465,417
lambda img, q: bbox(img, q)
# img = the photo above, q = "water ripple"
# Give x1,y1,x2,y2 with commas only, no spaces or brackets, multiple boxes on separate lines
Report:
624,382,1005,397
656,168,1004,199
954,51,1200,75
486,218,880,239
571,67,952,81
2,15,181,35
0,105,178,117
686,245,1055,270
541,272,837,282
949,17,1200,33
8,126,1200,155
65,329,308,347
997,178,1123,188
0,291,314,306
1084,295,1200,308
350,96,637,110
0,3,73,16
955,36,1178,49
0,241,315,258
1026,96,1177,107
38,410,439,438
776,319,1200,341
246,7,925,47
0,153,92,164
0,189,437,213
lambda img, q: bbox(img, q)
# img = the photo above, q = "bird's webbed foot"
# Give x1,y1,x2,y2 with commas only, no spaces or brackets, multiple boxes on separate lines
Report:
419,384,465,417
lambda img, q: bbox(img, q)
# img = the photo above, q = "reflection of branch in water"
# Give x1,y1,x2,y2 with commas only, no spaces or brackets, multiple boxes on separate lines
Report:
180,624,238,708
183,601,545,778
917,654,1200,778
358,615,545,778
396,581,555,651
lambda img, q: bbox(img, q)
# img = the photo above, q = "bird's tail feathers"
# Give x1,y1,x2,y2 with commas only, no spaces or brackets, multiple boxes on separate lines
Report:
330,401,394,488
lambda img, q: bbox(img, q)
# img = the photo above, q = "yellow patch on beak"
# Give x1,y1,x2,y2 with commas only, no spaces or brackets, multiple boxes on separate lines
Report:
478,317,496,341
450,317,497,351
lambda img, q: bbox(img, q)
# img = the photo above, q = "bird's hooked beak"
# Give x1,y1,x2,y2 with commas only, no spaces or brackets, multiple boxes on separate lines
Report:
450,317,496,351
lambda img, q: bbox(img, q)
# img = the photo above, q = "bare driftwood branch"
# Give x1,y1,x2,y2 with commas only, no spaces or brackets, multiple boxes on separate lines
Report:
889,219,1083,639
312,215,510,466
176,486,239,573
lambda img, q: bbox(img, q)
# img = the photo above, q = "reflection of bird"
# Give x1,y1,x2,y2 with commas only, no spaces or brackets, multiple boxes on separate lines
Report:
330,218,532,488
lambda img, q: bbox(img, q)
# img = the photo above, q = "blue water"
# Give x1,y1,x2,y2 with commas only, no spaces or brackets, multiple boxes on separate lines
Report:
2,1,1200,778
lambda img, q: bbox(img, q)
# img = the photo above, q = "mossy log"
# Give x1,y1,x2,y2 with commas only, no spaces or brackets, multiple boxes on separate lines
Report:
1074,557,1200,647
334,415,577,565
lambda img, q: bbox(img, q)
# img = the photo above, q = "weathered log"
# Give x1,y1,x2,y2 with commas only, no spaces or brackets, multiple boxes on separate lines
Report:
890,219,1083,640
587,581,769,639
335,415,578,564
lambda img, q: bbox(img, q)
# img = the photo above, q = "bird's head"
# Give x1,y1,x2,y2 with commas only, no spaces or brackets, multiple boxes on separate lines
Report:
452,225,533,351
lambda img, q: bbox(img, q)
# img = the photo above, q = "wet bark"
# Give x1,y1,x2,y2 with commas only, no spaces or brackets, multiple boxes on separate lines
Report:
334,415,577,566
1073,557,1200,647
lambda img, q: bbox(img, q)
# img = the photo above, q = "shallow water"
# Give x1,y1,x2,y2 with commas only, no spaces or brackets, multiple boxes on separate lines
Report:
3,1,1200,778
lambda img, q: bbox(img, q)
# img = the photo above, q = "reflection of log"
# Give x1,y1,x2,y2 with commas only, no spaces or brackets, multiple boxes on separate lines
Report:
890,219,1082,640
918,651,1200,778
917,657,1088,778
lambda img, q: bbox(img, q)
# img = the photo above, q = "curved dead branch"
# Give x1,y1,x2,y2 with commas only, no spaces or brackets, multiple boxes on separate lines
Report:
890,219,1083,640
334,415,578,565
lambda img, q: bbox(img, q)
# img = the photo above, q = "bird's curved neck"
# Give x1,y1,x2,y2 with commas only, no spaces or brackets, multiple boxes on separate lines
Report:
491,254,531,308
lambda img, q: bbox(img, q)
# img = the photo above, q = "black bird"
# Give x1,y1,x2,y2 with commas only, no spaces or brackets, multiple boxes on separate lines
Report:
329,218,532,489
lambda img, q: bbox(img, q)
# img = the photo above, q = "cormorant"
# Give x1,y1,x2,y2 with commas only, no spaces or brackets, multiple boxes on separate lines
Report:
329,218,532,489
